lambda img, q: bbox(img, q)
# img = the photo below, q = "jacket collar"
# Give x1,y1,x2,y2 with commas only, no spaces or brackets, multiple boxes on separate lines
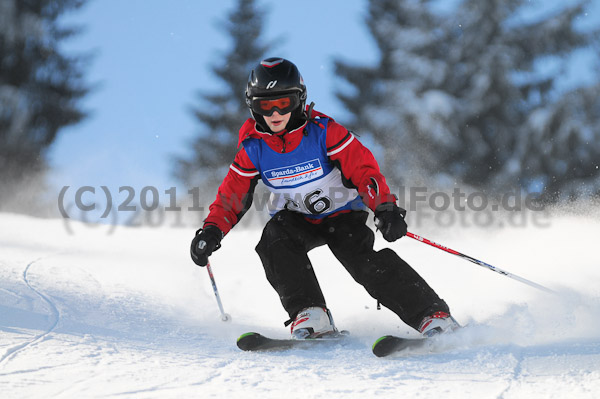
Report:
237,118,307,148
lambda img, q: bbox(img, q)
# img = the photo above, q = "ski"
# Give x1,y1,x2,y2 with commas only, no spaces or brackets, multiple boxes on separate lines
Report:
237,331,348,352
372,335,430,357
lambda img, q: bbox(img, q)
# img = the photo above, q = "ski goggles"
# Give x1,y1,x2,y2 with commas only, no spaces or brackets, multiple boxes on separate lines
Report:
250,93,300,116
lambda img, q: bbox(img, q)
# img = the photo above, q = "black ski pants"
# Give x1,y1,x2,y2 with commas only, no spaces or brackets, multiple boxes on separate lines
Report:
255,209,449,330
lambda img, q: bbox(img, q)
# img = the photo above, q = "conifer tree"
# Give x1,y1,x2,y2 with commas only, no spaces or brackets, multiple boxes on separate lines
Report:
174,0,270,189
334,0,598,200
334,0,440,186
431,0,593,192
0,0,89,212
519,82,600,201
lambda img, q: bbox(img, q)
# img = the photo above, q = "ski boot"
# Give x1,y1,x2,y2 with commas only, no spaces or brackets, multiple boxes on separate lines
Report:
418,311,460,337
290,307,337,340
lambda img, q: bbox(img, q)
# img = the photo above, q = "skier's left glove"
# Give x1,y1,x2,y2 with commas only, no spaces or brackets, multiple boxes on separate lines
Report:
190,225,224,266
374,203,408,242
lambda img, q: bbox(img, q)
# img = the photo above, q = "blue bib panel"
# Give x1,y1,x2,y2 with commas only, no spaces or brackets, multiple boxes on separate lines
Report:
243,119,365,218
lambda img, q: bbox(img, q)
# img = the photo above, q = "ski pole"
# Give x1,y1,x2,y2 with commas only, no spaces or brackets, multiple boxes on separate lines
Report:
406,232,555,294
206,260,231,322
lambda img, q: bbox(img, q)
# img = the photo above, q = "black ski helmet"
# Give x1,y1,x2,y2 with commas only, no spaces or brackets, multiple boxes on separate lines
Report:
246,58,307,131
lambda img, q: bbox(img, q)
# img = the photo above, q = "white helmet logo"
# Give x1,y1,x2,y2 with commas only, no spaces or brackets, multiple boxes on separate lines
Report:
266,80,277,89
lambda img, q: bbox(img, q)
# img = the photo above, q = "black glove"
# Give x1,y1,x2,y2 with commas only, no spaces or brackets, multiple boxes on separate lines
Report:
374,203,408,242
190,225,223,266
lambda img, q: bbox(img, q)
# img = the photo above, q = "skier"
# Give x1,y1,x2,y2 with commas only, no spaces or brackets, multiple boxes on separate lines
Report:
190,57,458,339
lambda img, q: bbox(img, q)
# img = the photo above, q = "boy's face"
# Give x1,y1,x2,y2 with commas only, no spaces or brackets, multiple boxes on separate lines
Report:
263,111,291,133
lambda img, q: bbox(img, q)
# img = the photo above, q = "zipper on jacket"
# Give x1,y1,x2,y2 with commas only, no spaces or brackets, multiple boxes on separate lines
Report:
279,134,286,153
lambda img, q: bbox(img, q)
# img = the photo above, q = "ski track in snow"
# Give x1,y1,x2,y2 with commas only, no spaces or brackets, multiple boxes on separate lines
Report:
0,256,60,365
0,211,599,398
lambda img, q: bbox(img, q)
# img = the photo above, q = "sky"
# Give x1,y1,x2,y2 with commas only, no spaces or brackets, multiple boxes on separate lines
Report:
47,0,599,218
48,0,377,200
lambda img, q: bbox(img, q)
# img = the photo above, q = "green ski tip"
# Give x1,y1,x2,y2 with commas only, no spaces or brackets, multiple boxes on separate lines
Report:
372,335,392,350
237,332,259,342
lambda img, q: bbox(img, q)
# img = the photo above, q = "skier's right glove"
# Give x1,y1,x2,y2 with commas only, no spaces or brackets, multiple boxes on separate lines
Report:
190,225,224,267
374,203,408,242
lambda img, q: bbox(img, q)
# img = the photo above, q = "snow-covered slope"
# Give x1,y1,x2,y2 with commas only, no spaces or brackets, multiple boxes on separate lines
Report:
1,211,599,398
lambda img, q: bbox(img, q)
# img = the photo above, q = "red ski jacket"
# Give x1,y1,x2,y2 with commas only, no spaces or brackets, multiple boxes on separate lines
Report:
203,109,397,235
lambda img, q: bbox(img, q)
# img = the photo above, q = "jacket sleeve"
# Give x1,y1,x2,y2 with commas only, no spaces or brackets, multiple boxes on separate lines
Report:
325,120,397,211
203,148,260,235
